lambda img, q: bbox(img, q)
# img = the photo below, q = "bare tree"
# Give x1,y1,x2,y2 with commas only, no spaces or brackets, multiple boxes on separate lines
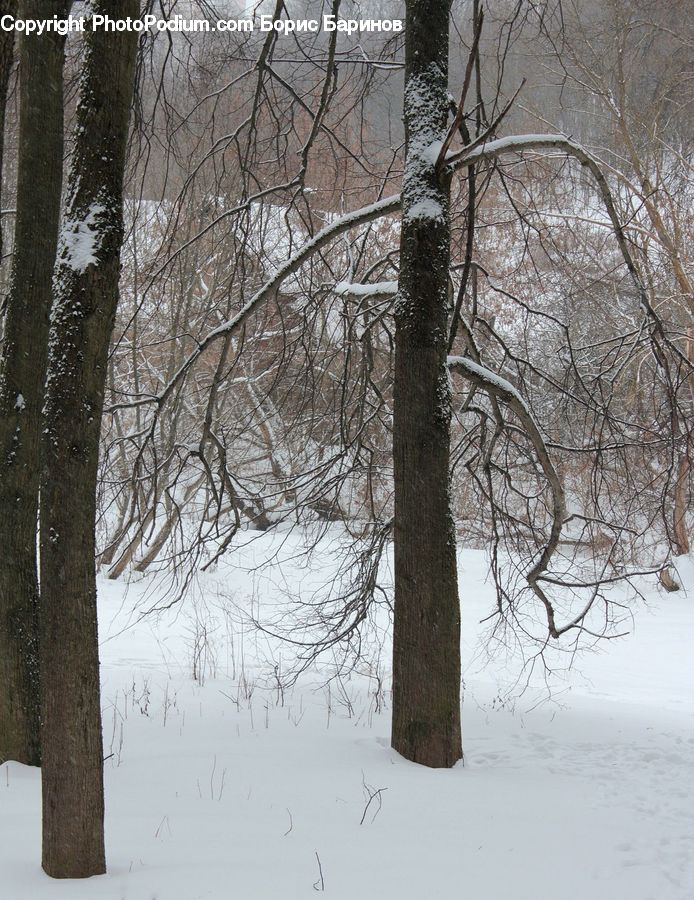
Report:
524,0,693,584
89,0,689,764
40,0,138,877
391,0,462,768
0,0,66,767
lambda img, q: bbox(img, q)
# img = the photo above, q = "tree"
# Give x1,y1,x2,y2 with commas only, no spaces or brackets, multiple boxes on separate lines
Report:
0,0,67,767
531,0,693,582
0,0,15,265
90,0,687,770
391,0,462,768
40,0,138,877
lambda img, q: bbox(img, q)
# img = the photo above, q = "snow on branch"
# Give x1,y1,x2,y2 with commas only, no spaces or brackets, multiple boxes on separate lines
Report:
447,354,570,638
448,134,669,347
155,195,399,407
112,130,681,420
334,280,398,299
108,194,401,415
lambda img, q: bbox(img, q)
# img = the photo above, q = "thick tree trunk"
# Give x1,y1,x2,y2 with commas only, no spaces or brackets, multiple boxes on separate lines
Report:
0,0,15,266
0,0,65,767
40,1,138,878
391,0,462,768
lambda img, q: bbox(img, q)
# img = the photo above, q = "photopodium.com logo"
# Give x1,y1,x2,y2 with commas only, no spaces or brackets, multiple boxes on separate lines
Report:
0,13,403,36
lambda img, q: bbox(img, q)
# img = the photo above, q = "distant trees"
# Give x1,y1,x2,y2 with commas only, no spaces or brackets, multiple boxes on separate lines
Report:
531,0,693,581
40,0,139,877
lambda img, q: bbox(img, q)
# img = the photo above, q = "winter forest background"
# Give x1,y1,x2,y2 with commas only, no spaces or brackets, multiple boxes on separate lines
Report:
0,0,692,896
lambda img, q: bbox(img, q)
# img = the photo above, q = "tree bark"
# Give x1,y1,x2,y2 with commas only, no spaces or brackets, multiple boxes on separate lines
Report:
672,450,689,556
391,0,462,767
0,0,66,767
40,0,138,877
0,0,15,264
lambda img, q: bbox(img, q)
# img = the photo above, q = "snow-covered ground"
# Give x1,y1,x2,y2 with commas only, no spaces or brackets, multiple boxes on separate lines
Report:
2,533,693,899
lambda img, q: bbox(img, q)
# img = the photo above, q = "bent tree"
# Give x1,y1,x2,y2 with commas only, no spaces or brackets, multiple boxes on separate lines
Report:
0,0,66,767
391,0,462,767
40,0,138,877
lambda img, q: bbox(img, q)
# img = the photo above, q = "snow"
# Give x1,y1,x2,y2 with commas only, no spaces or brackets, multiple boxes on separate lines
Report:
1,533,693,899
158,195,401,400
14,393,26,411
402,66,448,226
58,201,105,273
447,133,579,166
469,132,573,154
404,197,445,223
334,280,398,297
448,354,526,403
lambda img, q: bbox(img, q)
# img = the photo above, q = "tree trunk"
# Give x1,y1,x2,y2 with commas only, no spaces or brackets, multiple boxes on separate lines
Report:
672,450,689,556
40,0,138,878
391,0,462,768
0,0,66,767
0,0,15,264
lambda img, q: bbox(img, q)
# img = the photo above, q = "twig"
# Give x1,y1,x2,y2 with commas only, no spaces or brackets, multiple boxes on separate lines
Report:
313,851,325,891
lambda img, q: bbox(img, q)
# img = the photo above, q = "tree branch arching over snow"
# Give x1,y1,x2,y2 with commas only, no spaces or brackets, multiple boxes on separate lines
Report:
121,130,684,425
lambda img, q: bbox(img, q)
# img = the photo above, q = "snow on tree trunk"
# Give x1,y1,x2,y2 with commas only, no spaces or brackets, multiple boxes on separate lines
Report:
391,0,462,768
39,1,138,878
0,0,66,768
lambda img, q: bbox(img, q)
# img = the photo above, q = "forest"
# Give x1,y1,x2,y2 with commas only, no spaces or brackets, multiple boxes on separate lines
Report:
0,0,692,897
